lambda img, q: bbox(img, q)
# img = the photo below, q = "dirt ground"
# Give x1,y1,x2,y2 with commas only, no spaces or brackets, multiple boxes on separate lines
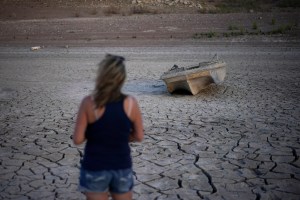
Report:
0,0,202,20
0,0,299,46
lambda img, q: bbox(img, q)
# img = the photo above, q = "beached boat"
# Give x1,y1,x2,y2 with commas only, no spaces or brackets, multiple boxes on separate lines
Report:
161,60,226,95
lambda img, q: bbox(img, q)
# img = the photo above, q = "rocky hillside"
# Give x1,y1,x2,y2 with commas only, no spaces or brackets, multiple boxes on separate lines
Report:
131,0,202,8
2,0,299,10
0,0,299,20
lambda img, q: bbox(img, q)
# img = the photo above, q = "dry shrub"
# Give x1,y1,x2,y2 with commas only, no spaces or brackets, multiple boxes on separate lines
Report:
90,8,98,15
129,6,159,15
75,12,80,17
103,6,120,15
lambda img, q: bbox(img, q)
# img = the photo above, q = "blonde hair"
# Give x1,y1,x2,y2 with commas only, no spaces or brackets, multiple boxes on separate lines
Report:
93,54,126,108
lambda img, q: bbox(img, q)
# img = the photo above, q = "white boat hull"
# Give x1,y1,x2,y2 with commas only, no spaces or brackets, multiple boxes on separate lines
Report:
161,61,226,95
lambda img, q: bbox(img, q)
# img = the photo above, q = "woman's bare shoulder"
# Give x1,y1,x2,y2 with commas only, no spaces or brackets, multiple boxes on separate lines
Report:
125,95,139,109
126,95,138,103
81,95,94,107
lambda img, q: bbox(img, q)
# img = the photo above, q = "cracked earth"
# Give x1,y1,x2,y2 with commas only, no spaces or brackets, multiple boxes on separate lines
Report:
0,41,300,199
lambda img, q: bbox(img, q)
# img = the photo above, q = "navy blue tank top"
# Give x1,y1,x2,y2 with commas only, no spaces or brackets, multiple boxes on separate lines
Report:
81,98,133,171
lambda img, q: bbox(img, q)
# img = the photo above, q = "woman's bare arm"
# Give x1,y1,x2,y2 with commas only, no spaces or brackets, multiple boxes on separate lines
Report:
129,97,144,142
73,97,89,145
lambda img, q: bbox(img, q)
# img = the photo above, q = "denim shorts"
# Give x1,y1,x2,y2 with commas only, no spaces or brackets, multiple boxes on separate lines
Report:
78,168,134,194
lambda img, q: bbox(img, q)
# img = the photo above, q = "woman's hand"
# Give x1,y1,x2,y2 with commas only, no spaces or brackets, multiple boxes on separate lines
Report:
129,133,135,142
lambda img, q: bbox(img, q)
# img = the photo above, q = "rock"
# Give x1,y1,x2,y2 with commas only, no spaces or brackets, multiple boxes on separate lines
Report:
31,46,41,51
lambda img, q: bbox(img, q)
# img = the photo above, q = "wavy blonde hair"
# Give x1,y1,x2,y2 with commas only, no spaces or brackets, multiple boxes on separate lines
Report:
93,54,126,108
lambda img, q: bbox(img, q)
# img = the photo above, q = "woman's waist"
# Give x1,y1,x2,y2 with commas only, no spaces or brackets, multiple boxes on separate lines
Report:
85,142,130,153
81,153,132,171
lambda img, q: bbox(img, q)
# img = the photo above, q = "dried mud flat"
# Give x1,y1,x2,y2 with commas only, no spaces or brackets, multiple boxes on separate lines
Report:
0,40,300,199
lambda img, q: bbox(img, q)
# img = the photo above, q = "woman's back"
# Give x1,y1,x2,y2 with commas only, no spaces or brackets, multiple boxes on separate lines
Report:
82,97,133,171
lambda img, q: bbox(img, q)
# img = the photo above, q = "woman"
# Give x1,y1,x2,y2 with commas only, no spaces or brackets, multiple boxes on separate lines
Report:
73,54,144,200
